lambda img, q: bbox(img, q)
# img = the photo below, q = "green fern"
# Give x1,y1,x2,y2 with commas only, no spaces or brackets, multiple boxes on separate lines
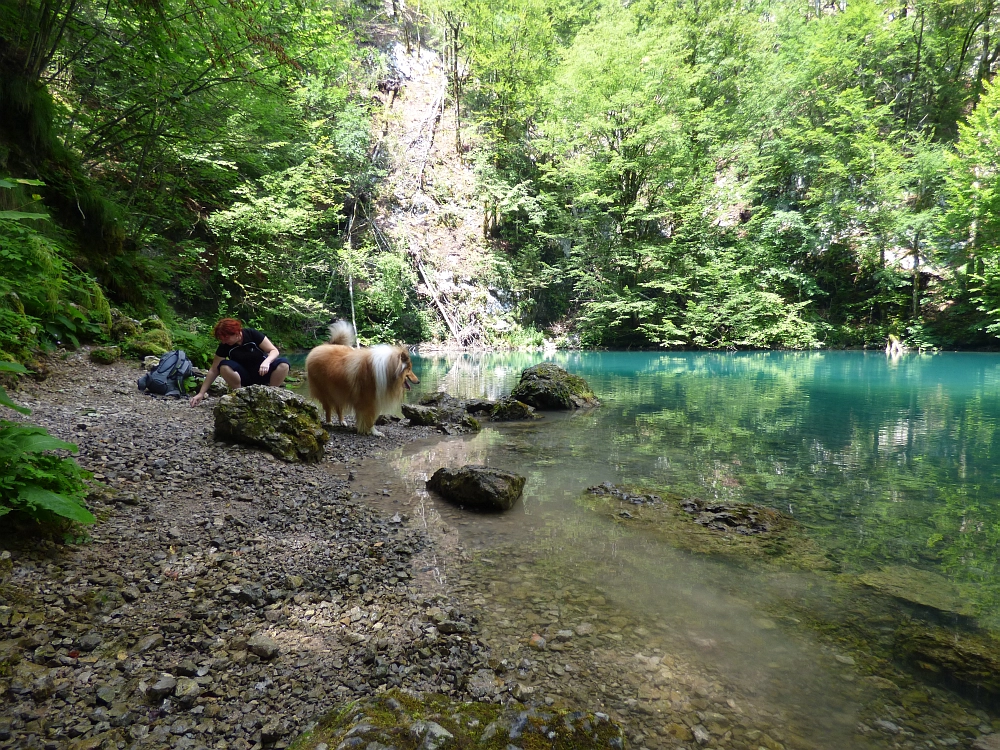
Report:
0,362,95,528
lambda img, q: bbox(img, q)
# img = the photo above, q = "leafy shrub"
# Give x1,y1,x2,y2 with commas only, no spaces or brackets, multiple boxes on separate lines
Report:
0,363,94,529
168,319,219,369
0,179,111,357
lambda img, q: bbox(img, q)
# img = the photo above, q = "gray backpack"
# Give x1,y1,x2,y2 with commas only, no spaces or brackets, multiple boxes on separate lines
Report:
137,350,193,397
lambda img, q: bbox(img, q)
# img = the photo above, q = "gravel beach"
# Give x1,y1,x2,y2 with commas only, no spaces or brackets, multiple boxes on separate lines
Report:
4,351,1000,750
0,351,496,750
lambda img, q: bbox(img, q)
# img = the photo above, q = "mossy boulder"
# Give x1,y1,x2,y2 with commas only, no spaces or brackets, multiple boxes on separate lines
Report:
125,328,172,357
214,385,328,462
427,465,526,512
109,309,141,342
89,346,121,365
510,363,599,410
402,403,442,426
289,689,627,750
490,397,540,421
139,315,167,332
402,393,483,433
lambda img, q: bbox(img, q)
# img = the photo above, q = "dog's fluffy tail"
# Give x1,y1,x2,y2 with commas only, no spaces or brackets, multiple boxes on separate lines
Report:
327,320,357,347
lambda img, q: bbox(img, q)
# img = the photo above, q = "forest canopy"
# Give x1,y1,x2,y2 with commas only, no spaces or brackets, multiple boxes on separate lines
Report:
2,0,1000,355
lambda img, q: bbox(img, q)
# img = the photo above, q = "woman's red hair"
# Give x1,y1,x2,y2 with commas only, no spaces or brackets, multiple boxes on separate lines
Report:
213,318,242,339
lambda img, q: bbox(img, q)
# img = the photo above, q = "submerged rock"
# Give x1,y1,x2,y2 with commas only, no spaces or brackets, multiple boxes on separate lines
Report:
860,566,977,618
510,363,599,409
214,385,328,462
899,624,1000,698
680,497,783,535
427,465,526,512
293,690,627,750
588,481,661,506
582,483,833,569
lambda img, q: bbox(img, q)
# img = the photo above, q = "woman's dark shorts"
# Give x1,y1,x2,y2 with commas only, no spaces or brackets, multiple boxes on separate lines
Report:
220,357,290,386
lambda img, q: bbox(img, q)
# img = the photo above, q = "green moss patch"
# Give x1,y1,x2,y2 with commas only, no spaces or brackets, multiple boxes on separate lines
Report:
89,346,121,364
124,328,172,357
290,690,627,750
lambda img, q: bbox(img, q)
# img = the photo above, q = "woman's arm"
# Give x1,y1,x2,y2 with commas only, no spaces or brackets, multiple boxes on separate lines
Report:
190,356,224,406
258,337,279,376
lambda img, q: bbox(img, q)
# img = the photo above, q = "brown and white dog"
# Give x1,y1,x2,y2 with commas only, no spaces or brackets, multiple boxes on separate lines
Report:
305,321,419,436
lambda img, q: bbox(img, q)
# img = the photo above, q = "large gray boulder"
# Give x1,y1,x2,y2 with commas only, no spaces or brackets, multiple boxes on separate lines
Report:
510,363,599,410
427,465,526,512
214,385,328,462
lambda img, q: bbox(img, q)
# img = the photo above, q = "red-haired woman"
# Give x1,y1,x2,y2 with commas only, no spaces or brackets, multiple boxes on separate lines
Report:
189,318,290,406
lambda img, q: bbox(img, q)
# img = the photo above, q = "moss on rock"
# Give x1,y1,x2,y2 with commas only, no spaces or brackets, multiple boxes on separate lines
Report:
139,315,167,332
124,328,172,357
289,690,627,750
510,364,599,410
214,385,328,462
89,346,121,365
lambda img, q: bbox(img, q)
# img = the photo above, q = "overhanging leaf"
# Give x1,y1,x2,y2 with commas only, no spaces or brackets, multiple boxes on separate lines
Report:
0,211,50,221
17,486,95,524
13,431,77,453
0,387,30,414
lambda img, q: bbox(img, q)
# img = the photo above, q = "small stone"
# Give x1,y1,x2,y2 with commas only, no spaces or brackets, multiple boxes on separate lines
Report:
692,724,711,745
873,719,900,734
247,634,280,660
665,723,693,741
144,673,177,702
528,634,546,651
973,734,1000,750
174,676,202,707
77,633,103,653
131,633,164,654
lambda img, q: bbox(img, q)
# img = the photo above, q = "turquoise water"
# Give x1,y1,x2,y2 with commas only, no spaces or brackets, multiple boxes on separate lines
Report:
405,350,1000,616
347,350,1000,747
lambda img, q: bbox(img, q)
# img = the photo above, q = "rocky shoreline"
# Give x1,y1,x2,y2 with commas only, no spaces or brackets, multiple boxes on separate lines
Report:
0,351,513,750
6,351,1000,750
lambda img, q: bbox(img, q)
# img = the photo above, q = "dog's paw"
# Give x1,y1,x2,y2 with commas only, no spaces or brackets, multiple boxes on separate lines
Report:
371,427,384,437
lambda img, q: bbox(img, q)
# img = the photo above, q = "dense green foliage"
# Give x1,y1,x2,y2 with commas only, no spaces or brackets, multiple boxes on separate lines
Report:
442,0,1000,348
4,0,1000,350
0,363,94,529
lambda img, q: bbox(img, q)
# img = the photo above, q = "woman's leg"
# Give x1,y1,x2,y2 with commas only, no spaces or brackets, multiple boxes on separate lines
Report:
219,360,246,389
267,357,291,387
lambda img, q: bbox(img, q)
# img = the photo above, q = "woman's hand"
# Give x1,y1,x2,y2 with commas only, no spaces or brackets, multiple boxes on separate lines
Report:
190,392,206,407
258,359,272,376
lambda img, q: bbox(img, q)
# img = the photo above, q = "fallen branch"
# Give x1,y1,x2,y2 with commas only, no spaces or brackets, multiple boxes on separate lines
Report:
416,257,461,342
